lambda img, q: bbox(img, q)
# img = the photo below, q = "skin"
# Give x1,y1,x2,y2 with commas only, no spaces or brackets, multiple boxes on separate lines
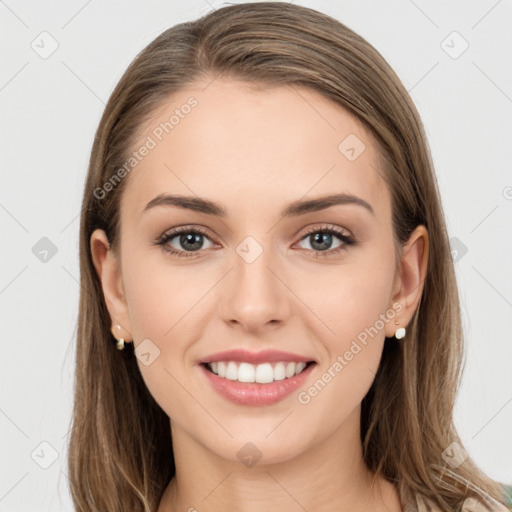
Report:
91,78,428,512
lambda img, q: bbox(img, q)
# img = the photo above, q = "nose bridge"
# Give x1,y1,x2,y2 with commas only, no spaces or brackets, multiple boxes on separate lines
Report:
220,235,290,331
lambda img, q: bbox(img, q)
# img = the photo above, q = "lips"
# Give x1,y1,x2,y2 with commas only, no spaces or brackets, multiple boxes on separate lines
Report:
199,348,315,365
198,348,317,406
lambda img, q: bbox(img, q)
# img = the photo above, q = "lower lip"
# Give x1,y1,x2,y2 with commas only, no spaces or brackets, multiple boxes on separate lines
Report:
199,363,316,406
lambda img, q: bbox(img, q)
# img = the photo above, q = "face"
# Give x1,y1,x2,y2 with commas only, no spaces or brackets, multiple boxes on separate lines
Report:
92,78,425,466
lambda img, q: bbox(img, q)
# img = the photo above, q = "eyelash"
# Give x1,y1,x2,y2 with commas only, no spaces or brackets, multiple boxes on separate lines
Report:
154,225,357,259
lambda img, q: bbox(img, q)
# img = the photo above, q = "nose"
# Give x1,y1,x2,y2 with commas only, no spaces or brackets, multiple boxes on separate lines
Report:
220,244,291,334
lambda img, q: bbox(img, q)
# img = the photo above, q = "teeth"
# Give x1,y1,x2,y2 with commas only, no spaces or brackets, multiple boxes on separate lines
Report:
206,361,310,383
226,361,238,380
295,362,307,374
273,362,286,381
255,363,273,384
285,362,296,378
238,362,255,383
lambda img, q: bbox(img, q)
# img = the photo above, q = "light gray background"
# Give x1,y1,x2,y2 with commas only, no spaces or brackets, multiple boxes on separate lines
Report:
1,1,511,510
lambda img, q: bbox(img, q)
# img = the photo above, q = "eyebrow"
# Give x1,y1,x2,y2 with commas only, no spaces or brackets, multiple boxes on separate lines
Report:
142,192,374,218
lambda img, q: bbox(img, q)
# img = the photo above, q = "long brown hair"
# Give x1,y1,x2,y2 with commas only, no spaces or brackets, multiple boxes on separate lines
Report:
68,2,509,510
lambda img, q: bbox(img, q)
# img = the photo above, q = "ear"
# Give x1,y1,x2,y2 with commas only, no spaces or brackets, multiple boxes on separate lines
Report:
385,224,429,337
90,228,132,344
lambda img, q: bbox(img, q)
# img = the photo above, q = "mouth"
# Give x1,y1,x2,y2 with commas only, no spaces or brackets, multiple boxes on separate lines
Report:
199,356,317,406
198,348,318,405
201,360,316,384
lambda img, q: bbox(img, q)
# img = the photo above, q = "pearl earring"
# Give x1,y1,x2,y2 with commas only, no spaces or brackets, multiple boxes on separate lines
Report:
394,327,406,339
394,319,406,339
113,324,125,350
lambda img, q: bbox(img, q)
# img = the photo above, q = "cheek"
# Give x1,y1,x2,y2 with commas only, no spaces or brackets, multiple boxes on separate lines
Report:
293,261,395,437
119,252,200,408
298,248,395,351
122,267,198,420
122,249,210,342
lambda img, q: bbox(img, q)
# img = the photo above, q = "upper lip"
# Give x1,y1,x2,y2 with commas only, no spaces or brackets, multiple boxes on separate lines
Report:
199,349,315,365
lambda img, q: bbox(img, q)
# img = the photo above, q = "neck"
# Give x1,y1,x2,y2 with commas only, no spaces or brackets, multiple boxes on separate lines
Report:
157,407,402,512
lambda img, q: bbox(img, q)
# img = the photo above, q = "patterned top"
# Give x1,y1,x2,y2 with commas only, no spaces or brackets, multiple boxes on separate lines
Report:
408,485,512,511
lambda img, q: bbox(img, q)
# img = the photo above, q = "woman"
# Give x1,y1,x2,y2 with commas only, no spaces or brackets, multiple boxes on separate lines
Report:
68,2,512,511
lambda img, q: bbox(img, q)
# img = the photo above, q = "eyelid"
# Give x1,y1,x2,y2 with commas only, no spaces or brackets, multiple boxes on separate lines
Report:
298,223,353,239
155,224,214,243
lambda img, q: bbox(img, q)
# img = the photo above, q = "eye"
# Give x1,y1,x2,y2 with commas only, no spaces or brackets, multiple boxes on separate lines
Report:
295,225,356,257
155,226,216,258
154,224,357,259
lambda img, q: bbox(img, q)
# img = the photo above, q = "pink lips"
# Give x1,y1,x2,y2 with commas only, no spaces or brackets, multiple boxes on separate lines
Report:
200,363,315,406
199,348,314,365
198,348,316,406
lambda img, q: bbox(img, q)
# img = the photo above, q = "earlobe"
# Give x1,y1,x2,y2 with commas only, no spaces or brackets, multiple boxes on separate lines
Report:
90,229,133,343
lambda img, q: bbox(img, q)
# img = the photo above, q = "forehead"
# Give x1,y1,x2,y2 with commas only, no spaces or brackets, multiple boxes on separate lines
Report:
120,78,390,222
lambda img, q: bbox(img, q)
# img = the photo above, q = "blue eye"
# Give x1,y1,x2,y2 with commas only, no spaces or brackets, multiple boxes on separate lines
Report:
155,224,356,258
296,226,356,256
156,227,214,257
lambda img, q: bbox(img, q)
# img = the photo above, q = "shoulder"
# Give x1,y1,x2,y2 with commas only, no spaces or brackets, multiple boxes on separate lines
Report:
457,496,511,512
502,485,512,508
412,486,512,512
